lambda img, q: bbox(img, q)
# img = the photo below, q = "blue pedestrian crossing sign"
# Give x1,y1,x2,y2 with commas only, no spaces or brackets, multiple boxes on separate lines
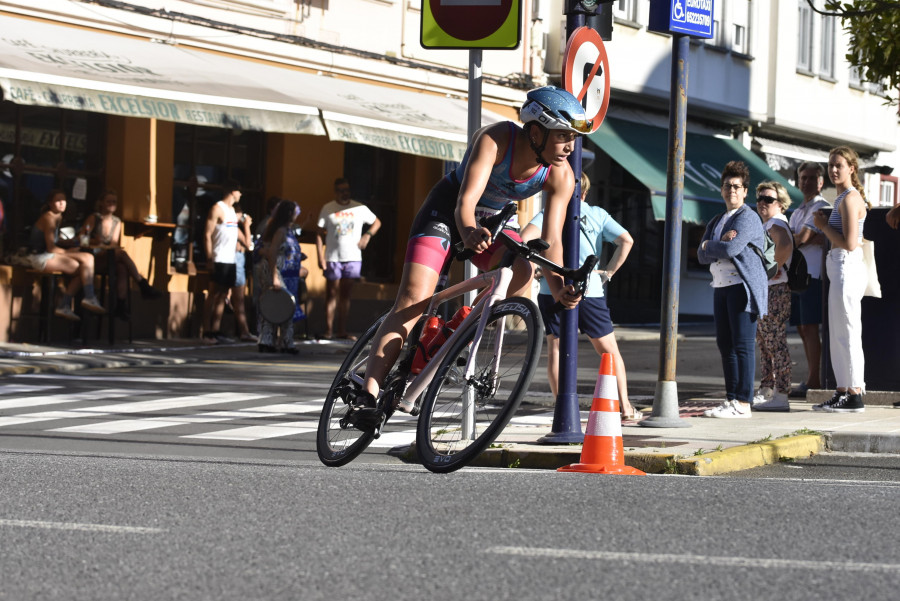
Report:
648,0,714,39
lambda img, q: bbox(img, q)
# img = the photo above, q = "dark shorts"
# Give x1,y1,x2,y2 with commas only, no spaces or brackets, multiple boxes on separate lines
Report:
211,261,237,289
537,294,614,339
405,176,520,273
789,277,823,326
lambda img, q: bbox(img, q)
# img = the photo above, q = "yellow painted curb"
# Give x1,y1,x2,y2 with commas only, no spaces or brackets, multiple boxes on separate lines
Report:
675,434,825,476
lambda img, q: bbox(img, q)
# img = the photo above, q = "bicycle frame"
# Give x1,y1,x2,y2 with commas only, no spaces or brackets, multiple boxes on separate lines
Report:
395,262,515,437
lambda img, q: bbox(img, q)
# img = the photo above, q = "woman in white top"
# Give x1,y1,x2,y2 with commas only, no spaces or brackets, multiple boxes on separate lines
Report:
812,145,869,413
752,182,794,411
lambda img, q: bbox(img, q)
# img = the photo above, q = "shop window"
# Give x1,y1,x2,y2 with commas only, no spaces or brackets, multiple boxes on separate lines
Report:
880,175,898,209
342,143,397,283
0,101,106,252
170,124,265,270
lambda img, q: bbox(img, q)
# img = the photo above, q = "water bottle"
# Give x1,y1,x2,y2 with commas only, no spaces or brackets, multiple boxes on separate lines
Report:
410,316,444,374
423,305,472,364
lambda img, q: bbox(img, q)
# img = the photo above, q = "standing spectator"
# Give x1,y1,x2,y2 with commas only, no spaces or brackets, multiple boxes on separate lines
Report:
258,199,306,353
78,189,162,320
788,161,831,397
230,202,255,342
752,182,793,412
697,161,768,419
812,146,869,413
201,179,240,345
316,178,381,340
27,189,106,320
520,172,640,421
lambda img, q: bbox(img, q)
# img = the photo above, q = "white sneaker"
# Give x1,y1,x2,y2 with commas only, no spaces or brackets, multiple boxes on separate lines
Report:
80,297,107,314
753,392,790,412
750,387,774,407
705,399,751,419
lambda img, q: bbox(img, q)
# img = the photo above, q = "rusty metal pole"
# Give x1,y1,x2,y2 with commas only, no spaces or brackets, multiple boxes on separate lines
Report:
641,33,691,428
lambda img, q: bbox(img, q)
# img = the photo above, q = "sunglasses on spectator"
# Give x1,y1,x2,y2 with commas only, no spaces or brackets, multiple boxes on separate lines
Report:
722,183,745,191
757,195,778,204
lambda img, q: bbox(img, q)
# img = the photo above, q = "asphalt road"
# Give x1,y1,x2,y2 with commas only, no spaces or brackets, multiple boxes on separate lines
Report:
2,451,899,601
2,358,899,599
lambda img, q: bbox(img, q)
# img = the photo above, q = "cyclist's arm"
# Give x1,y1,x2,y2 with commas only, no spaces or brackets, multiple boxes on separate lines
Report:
540,165,579,308
455,124,505,253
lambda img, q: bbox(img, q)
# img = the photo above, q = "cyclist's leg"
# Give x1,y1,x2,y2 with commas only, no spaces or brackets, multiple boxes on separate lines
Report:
362,182,457,398
362,260,440,397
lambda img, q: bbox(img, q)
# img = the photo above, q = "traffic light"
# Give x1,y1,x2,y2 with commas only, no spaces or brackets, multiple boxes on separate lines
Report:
565,1,613,41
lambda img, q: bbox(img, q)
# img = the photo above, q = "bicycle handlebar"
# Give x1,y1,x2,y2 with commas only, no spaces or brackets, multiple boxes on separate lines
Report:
453,202,599,313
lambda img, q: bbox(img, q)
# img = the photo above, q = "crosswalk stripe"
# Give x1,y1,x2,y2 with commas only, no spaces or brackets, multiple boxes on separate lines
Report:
0,389,144,411
49,393,274,434
184,420,320,441
0,385,61,395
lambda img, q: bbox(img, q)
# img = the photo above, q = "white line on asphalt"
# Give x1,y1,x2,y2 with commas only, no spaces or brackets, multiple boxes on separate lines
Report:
0,518,164,534
0,389,147,411
487,546,900,573
17,374,325,388
0,384,61,394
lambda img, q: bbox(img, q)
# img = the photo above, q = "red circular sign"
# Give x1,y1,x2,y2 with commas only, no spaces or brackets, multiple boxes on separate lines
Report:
562,27,611,132
429,0,514,41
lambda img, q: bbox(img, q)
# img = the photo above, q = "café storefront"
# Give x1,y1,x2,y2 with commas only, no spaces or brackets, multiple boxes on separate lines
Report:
0,14,516,343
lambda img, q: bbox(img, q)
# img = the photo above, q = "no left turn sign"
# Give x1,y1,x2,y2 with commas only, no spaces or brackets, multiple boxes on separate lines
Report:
562,27,610,132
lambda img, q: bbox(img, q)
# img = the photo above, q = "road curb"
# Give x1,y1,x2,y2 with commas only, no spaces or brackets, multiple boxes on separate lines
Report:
469,434,826,475
827,432,900,454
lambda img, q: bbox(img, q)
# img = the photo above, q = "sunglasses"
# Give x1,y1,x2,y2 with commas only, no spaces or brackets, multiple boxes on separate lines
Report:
757,195,778,204
722,183,745,191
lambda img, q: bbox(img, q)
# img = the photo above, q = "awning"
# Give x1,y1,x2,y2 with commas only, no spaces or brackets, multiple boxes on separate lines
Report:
588,117,804,224
0,15,503,161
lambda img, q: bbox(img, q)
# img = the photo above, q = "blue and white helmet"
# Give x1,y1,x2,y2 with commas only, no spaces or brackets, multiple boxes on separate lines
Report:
520,86,591,134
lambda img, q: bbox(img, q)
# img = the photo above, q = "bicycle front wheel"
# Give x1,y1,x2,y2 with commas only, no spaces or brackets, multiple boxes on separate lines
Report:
416,297,543,473
316,313,386,467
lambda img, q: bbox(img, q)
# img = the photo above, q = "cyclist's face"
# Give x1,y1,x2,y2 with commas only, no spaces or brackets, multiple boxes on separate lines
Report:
541,130,577,166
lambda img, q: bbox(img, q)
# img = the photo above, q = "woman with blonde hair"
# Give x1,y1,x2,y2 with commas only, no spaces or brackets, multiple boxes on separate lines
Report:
752,181,793,411
812,145,869,413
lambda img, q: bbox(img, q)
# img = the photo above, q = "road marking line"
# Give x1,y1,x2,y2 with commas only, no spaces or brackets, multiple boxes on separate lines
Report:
183,420,320,440
0,389,146,411
0,518,164,534
487,546,900,573
0,385,61,395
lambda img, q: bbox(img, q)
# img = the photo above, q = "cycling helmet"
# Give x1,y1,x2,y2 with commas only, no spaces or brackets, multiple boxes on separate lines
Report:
520,86,591,135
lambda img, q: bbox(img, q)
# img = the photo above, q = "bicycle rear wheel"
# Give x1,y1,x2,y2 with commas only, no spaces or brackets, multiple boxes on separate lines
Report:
316,313,386,467
416,297,543,473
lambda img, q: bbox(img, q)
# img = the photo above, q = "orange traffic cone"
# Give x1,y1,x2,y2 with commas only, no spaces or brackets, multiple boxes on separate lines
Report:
558,353,645,475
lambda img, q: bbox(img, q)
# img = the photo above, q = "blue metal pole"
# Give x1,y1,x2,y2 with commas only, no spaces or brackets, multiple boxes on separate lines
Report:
641,33,691,428
538,10,584,444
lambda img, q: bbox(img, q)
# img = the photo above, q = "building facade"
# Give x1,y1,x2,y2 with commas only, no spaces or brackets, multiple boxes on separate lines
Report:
0,0,897,341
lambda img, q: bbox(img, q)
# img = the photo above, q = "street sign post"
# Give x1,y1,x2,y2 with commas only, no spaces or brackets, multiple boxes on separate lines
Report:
421,0,522,49
562,26,610,132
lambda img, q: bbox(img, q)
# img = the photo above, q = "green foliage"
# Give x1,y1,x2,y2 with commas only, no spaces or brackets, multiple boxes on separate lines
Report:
823,0,900,102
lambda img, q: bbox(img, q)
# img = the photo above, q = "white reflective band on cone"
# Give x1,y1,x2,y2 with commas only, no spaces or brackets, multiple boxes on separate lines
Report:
585,411,622,438
593,374,618,401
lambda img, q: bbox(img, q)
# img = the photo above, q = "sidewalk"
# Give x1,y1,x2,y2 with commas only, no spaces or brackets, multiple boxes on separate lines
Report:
2,331,899,475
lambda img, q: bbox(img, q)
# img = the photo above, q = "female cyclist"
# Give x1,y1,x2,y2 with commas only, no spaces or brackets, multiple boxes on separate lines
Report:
359,86,590,409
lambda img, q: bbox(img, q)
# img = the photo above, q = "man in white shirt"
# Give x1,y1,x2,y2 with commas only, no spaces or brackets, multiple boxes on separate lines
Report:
316,178,381,340
788,162,831,397
202,179,241,345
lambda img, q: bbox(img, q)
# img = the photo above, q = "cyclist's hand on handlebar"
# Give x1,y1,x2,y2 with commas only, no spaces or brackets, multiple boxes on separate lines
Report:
555,284,582,310
462,226,491,254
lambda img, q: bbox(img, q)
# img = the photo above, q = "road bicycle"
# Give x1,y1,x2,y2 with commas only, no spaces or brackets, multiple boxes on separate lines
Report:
316,203,597,473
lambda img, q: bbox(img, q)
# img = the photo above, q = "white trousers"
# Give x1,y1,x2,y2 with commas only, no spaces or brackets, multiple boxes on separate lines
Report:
826,248,867,391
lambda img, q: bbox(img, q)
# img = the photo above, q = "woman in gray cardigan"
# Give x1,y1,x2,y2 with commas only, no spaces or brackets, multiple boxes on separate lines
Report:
697,161,768,418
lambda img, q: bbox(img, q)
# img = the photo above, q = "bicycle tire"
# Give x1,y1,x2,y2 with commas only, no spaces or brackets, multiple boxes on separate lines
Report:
416,297,543,473
316,313,387,467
